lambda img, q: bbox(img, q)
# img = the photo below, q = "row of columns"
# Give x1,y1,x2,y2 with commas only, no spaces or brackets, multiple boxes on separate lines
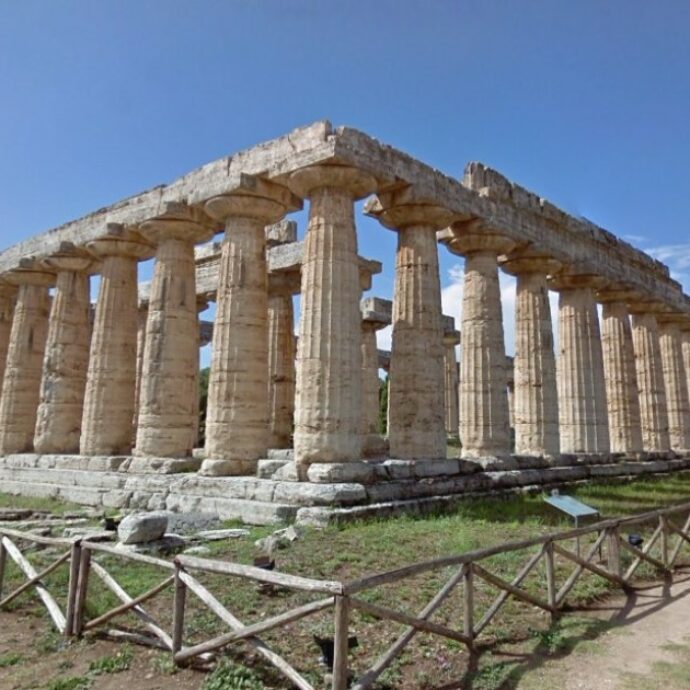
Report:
2,162,690,479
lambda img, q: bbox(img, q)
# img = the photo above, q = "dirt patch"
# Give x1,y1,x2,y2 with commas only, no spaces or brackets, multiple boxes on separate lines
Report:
517,570,690,689
0,610,204,690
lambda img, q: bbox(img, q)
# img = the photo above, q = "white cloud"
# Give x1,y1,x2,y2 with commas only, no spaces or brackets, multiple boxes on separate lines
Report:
646,244,690,292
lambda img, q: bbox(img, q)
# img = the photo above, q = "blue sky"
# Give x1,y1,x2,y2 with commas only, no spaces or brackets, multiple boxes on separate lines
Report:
1,0,689,358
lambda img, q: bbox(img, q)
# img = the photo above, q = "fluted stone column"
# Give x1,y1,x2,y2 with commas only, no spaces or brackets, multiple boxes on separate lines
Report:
202,180,296,476
0,268,54,454
658,318,690,452
502,256,560,457
631,308,670,452
0,281,17,394
598,294,643,454
81,230,153,455
443,331,460,438
551,274,609,454
134,207,214,458
133,300,148,441
372,203,451,460
681,328,690,414
191,297,209,450
34,251,94,454
452,229,515,460
288,165,375,477
267,287,296,449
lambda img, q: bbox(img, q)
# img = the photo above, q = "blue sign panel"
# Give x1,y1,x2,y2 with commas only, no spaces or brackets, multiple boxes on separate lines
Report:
544,494,599,519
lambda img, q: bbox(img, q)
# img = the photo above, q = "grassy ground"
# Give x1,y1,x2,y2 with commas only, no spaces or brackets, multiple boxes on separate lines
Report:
2,472,690,689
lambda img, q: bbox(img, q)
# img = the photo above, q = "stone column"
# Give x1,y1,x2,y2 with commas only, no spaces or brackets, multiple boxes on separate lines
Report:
267,285,296,449
288,165,375,477
451,227,515,460
360,299,390,455
134,206,214,458
501,255,561,458
132,300,148,442
368,200,453,460
201,179,296,476
34,250,95,454
597,293,643,454
0,280,17,394
630,307,670,452
658,317,690,453
80,229,153,456
443,330,460,438
681,327,690,416
0,267,54,454
550,274,609,454
191,296,209,450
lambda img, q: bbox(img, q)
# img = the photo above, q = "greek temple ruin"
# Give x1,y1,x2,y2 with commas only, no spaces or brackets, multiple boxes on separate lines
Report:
1,120,690,525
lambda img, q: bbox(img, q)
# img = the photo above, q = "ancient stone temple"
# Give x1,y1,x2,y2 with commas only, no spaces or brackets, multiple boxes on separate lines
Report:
2,121,690,525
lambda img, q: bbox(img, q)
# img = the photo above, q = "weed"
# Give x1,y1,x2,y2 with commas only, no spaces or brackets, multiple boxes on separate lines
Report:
0,652,23,668
88,645,133,675
203,658,265,690
151,652,177,675
46,677,92,690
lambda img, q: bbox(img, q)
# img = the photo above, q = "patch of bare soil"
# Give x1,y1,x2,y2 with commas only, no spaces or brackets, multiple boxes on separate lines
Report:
0,610,205,690
518,569,690,689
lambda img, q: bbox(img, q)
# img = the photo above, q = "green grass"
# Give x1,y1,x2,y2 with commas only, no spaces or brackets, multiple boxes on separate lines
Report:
46,677,92,690
618,639,690,690
3,471,690,689
88,646,133,675
0,652,23,668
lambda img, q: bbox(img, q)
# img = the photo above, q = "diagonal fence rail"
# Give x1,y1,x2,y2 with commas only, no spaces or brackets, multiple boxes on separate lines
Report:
2,500,690,689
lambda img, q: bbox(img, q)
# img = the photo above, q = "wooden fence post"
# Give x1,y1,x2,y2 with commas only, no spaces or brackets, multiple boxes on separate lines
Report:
172,562,186,657
73,547,92,636
463,563,474,647
332,595,350,690
608,525,621,579
544,542,556,623
64,540,82,637
660,515,669,569
0,539,6,602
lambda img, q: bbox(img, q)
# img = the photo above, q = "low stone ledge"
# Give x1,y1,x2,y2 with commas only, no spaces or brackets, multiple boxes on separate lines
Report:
257,458,289,478
307,462,378,484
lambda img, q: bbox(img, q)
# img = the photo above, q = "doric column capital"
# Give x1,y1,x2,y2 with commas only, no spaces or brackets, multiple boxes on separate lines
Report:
359,258,383,291
205,179,299,225
656,312,690,327
139,202,216,245
2,261,56,288
0,276,18,298
268,271,301,296
42,243,98,274
500,251,562,277
287,164,377,200
86,225,154,260
441,219,516,257
596,285,641,304
548,272,607,292
443,330,461,347
365,196,456,231
360,297,391,332
628,300,669,315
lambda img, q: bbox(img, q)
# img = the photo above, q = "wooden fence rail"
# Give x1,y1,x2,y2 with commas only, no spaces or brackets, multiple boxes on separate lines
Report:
2,500,690,689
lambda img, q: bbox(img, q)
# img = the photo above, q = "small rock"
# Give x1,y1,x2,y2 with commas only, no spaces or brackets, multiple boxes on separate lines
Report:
183,545,212,556
116,534,186,555
254,525,302,553
117,512,168,544
196,528,250,541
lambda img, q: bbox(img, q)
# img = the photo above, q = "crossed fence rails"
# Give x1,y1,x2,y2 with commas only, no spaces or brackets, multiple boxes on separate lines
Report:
2,500,690,690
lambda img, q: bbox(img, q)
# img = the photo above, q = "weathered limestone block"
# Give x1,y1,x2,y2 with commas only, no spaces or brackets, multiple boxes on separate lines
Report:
288,165,376,477
202,179,298,476
81,229,153,456
453,227,515,459
502,255,560,457
365,199,452,460
681,329,690,417
267,289,295,449
599,296,643,453
551,274,609,454
631,309,670,452
443,331,460,438
0,281,17,393
118,512,168,544
134,206,214,458
0,268,53,454
34,251,94,454
658,318,690,452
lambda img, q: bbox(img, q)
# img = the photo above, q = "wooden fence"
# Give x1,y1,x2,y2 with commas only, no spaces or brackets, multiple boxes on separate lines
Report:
2,500,690,690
